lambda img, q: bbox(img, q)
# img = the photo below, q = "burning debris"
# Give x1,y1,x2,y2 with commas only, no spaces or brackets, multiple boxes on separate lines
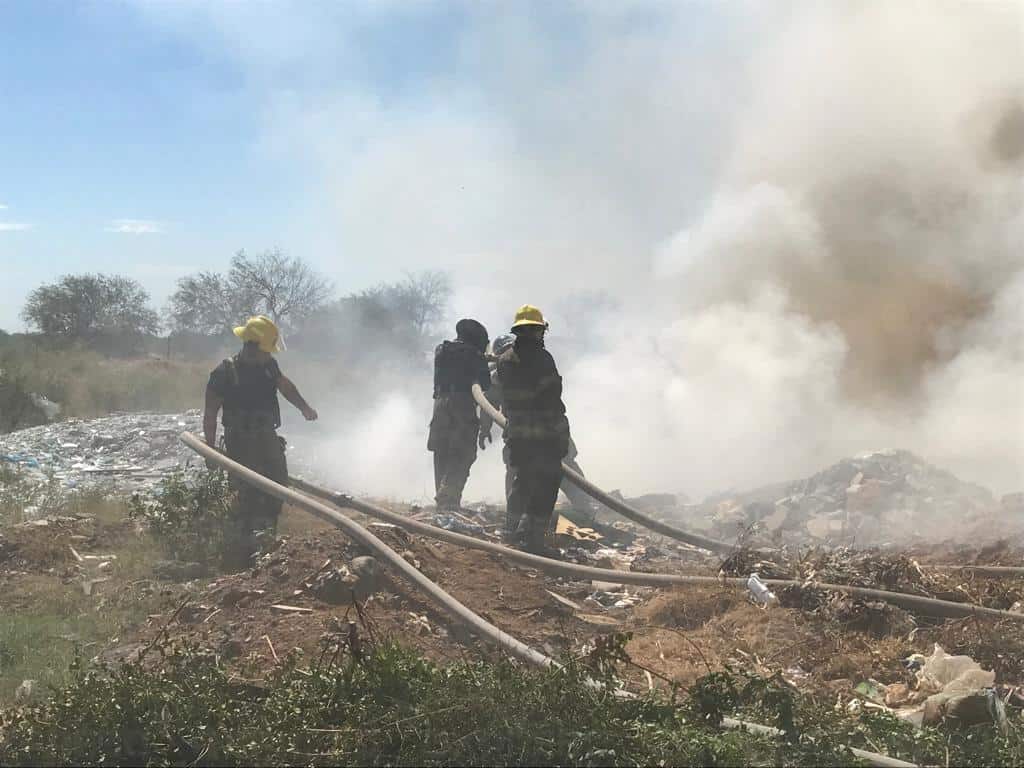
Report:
691,449,1008,548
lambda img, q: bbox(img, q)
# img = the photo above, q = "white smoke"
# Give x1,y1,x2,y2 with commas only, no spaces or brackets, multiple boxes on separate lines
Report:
143,1,1024,502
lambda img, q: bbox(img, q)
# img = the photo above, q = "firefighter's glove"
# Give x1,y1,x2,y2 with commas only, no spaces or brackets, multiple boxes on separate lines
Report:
478,429,493,451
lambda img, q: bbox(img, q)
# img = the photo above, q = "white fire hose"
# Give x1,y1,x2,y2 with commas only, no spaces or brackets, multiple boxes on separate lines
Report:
181,431,917,767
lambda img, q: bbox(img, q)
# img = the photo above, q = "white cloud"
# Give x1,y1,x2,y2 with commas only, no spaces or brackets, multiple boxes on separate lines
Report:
105,219,166,234
0,203,8,210
0,221,31,232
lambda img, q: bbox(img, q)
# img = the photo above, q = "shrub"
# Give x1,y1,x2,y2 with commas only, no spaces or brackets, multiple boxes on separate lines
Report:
0,467,67,526
128,470,234,565
2,638,1021,767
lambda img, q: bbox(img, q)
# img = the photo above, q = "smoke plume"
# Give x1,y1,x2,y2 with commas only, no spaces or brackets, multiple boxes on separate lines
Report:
189,1,1023,503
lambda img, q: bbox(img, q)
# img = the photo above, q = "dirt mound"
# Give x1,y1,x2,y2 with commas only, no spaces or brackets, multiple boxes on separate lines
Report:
638,588,744,630
0,516,134,573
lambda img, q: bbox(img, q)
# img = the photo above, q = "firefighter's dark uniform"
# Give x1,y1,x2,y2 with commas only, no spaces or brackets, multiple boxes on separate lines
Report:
428,339,491,510
496,337,570,551
207,354,288,568
481,367,598,537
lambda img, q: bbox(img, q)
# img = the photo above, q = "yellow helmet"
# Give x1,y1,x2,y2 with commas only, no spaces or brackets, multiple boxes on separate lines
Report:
233,315,283,353
511,304,548,329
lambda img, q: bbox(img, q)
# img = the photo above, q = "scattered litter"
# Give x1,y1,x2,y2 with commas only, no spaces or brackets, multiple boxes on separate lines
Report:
0,411,204,492
888,645,1005,731
588,587,642,609
854,679,887,704
555,515,602,542
545,589,586,613
264,635,279,663
81,577,111,596
407,613,432,635
311,566,357,604
432,514,485,536
746,573,778,607
270,604,313,614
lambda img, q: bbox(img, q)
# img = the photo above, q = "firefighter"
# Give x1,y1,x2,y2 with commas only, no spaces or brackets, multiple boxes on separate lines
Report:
204,315,317,570
493,306,570,554
480,333,599,539
428,318,491,511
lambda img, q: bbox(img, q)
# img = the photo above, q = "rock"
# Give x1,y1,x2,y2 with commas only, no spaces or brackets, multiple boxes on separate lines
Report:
312,567,359,605
152,560,206,582
219,587,261,607
177,604,206,624
312,557,385,605
351,556,384,597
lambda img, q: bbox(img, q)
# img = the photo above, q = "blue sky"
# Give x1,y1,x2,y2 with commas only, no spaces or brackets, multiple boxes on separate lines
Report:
0,1,744,331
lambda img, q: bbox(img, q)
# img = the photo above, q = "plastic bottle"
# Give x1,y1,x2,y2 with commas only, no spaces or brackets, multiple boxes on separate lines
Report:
746,572,777,607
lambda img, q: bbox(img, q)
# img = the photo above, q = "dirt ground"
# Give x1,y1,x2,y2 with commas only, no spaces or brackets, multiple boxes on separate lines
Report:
4,504,1024,707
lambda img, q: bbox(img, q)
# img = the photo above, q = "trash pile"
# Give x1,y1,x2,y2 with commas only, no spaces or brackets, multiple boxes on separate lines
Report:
0,411,204,492
692,449,1002,547
852,645,1010,731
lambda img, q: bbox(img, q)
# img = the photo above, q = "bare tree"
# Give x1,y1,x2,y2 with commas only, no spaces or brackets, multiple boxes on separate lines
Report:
228,249,332,330
167,271,255,336
359,270,451,340
291,270,452,363
167,250,332,335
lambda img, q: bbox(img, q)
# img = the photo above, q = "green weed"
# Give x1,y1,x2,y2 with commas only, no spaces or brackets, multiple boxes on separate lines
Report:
128,470,234,565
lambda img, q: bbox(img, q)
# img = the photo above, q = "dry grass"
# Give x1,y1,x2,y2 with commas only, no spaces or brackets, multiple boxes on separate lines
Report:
0,341,209,423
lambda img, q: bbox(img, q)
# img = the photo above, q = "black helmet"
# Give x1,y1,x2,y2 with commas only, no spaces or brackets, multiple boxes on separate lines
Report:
456,318,489,352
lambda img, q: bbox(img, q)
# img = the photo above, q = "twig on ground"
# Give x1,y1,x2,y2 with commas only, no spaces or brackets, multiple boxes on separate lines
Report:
138,597,191,662
264,634,279,664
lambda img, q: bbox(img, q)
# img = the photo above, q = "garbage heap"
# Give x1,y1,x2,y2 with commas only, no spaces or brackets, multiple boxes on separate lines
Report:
689,449,1007,547
0,411,204,493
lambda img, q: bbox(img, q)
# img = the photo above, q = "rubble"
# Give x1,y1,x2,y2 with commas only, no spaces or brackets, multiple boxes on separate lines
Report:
691,449,1001,547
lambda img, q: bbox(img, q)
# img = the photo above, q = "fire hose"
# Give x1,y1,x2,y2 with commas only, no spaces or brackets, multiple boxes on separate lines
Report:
471,383,740,554
289,474,1024,624
181,432,917,768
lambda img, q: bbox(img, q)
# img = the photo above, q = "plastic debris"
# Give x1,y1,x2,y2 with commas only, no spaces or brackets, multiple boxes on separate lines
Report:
746,573,778,607
854,679,887,704
693,449,1001,547
432,514,485,536
889,645,1004,731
